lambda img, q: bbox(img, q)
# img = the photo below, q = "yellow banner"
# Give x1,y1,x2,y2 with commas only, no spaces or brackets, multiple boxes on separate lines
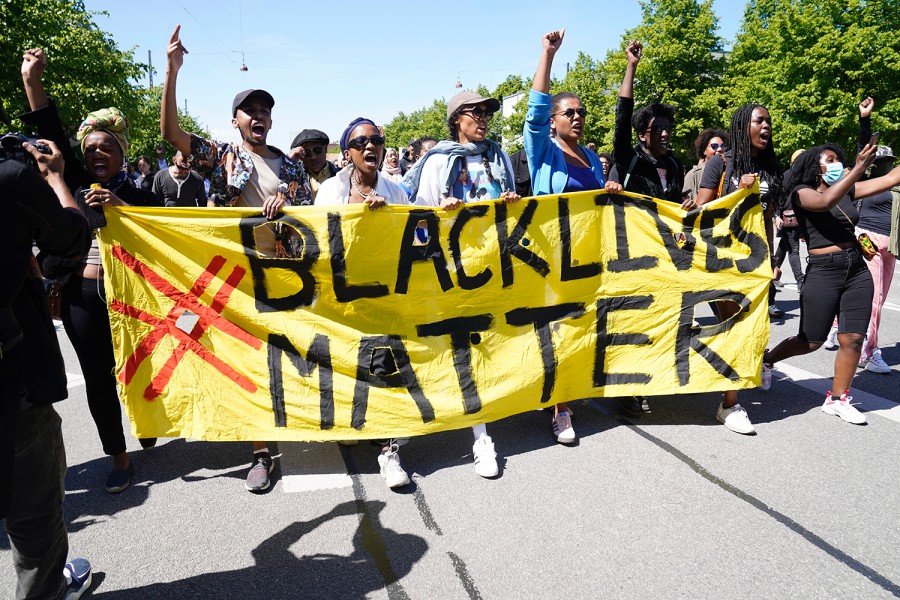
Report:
99,187,771,441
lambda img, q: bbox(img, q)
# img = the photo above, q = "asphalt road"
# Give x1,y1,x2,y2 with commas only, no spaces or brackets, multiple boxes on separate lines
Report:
3,253,900,599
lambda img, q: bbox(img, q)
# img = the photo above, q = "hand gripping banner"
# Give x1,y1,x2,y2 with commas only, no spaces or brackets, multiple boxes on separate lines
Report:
99,186,771,441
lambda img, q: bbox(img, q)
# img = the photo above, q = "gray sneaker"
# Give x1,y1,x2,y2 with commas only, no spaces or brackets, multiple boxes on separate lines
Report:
245,452,274,492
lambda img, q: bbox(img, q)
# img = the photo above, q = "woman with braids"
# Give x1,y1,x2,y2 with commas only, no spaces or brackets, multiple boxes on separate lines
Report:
683,128,729,203
695,103,783,435
762,143,900,424
402,89,520,478
21,48,161,493
523,29,617,444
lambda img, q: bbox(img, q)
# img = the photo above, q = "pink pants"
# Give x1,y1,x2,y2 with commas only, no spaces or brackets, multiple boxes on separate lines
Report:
857,228,896,358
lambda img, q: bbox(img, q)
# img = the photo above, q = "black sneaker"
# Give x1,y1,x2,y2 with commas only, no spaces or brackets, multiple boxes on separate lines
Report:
619,396,650,418
245,452,274,492
105,462,134,494
139,438,157,449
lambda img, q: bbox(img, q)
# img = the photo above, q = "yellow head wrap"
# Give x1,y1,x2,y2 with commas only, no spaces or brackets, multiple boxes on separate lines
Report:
76,107,129,157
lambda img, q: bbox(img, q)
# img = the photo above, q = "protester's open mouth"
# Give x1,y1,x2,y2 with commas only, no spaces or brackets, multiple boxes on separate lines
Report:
92,162,109,178
759,132,770,143
251,123,265,137
362,152,377,167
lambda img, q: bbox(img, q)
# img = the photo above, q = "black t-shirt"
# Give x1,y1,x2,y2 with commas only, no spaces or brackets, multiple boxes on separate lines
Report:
856,189,893,236
699,150,782,213
792,184,858,249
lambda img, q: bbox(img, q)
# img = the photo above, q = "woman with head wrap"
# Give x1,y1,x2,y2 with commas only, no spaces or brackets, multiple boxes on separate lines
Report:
401,90,521,479
21,48,161,494
316,118,412,490
380,147,403,185
317,118,409,207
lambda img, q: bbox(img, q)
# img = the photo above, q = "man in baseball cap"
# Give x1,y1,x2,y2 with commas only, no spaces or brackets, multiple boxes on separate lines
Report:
161,25,311,494
232,89,274,117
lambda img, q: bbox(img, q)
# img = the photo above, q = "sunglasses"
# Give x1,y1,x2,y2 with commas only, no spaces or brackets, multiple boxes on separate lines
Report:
304,145,325,156
346,135,385,150
709,143,727,151
646,124,674,134
460,106,495,120
553,107,588,119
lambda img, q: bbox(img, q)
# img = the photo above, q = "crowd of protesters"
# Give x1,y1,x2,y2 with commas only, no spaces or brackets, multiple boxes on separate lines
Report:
3,25,899,599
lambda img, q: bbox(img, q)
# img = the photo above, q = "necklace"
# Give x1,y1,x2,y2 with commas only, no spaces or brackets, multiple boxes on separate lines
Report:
350,168,377,201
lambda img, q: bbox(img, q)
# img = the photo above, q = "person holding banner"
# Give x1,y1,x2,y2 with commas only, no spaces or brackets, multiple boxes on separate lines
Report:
763,142,900,424
162,25,312,493
316,118,409,208
317,117,412,488
695,103,783,434
20,47,162,493
523,28,615,443
608,40,685,418
401,90,520,477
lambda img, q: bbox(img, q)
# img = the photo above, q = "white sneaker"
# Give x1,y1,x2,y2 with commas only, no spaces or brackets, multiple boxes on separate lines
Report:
760,361,773,391
552,411,577,444
472,436,499,478
866,350,891,374
378,445,410,488
821,391,866,425
823,326,839,350
716,402,756,435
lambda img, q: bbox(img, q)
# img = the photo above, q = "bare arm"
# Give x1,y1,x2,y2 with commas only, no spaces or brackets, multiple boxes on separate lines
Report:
161,25,192,156
855,164,900,198
532,29,564,94
20,48,49,111
795,144,877,211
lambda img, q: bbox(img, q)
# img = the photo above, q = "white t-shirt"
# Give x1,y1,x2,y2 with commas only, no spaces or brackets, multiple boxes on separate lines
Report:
414,152,514,206
315,167,410,206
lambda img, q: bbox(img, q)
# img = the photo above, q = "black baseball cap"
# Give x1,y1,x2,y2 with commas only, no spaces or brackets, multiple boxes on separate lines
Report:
232,89,275,117
291,129,329,149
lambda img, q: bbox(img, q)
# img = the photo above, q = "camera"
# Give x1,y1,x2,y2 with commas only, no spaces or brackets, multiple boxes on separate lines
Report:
0,132,51,170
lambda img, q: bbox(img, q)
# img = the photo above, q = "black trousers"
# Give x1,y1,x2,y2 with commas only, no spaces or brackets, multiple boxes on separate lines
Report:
61,276,126,456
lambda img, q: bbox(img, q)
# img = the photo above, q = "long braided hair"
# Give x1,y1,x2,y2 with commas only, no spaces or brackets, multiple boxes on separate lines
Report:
729,104,782,181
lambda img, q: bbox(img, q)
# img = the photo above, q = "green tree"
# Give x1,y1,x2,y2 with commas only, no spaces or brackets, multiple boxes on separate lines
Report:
0,0,207,164
128,86,209,163
596,0,727,160
725,0,900,159
0,0,145,131
383,99,449,148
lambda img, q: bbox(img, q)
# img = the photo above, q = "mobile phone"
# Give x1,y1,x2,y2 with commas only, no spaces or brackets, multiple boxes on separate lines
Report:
77,189,108,229
869,131,880,147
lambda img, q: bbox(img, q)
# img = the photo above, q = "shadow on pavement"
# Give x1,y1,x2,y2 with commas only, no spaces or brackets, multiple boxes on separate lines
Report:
87,500,427,599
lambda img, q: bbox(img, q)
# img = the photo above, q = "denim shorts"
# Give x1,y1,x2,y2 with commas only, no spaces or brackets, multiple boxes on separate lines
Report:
799,248,874,342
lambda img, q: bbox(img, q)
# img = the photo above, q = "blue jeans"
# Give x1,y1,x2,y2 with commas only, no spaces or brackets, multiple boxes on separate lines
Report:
2,393,68,600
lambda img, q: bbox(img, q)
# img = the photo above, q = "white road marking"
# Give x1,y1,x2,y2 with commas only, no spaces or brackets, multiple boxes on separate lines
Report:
279,441,353,493
67,372,85,389
774,363,900,424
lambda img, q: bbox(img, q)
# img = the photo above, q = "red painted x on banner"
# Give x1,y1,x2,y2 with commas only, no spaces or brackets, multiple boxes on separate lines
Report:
109,245,262,401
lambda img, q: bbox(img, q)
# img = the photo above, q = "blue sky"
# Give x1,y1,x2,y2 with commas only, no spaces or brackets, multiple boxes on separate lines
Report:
84,1,746,150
